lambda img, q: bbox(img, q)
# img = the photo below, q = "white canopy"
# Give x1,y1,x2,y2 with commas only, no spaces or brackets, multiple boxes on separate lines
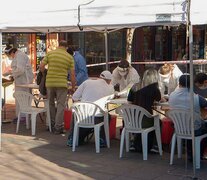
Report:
191,0,207,25
0,0,187,32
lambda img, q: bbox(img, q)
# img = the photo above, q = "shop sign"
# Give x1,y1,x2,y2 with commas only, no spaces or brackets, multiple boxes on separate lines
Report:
156,14,171,22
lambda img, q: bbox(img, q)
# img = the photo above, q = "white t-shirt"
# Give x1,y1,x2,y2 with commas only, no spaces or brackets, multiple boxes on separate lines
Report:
72,78,114,109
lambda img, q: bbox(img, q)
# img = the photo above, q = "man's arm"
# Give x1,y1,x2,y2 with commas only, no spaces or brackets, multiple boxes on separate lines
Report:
39,62,46,73
72,82,84,102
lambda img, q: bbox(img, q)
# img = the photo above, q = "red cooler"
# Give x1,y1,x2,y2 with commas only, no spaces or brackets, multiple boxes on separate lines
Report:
64,109,72,130
161,117,174,144
109,115,117,139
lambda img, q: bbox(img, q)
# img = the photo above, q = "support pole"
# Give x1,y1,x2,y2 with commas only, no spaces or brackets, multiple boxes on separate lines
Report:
188,0,197,176
104,28,109,70
0,30,2,151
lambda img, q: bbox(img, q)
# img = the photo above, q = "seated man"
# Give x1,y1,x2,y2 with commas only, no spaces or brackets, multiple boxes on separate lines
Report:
194,72,207,98
67,70,114,147
169,74,207,160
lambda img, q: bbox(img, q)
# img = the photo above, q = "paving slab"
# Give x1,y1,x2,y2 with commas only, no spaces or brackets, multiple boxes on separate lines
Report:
1,102,207,180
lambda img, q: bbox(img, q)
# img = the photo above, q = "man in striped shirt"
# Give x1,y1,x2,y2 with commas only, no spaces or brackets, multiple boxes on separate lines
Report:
40,40,76,134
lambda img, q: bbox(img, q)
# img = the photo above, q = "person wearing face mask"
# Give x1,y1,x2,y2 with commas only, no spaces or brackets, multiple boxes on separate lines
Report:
4,44,34,121
194,72,207,98
111,60,140,97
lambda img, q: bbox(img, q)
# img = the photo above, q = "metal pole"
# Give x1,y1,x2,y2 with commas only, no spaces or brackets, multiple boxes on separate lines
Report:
188,0,196,176
0,30,2,151
104,28,109,70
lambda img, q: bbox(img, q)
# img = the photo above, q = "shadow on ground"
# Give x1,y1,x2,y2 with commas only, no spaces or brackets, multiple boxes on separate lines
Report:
1,104,207,180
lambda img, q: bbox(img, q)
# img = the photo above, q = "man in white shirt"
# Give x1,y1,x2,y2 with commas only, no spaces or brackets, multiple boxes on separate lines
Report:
68,70,114,147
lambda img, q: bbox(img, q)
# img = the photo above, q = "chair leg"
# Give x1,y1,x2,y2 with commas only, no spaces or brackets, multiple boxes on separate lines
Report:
46,110,52,132
120,128,125,158
45,101,52,132
177,137,182,158
125,131,130,152
195,138,201,169
104,116,110,148
26,114,29,129
155,128,163,156
142,132,148,160
76,127,79,146
16,113,21,133
31,114,37,136
72,124,78,152
94,126,100,153
170,133,176,165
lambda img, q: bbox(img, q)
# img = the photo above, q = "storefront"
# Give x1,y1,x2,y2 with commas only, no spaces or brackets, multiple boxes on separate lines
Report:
2,26,207,78
63,30,126,76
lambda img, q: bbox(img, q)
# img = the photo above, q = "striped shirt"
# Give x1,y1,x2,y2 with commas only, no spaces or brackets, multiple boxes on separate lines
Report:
42,47,74,88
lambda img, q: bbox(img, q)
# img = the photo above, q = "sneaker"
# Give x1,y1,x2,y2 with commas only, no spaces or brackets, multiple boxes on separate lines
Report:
129,145,136,152
100,138,106,148
53,128,64,135
150,145,159,154
67,137,73,147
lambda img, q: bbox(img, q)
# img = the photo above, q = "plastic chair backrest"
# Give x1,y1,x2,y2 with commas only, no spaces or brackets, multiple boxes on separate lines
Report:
71,102,104,126
13,91,33,110
167,109,201,137
118,104,153,131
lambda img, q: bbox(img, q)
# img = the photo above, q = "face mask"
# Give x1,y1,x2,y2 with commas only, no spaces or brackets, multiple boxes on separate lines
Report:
8,56,14,60
199,86,207,90
118,71,128,77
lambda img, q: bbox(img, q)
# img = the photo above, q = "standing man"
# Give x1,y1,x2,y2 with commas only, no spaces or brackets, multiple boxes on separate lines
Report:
67,47,88,86
169,74,207,160
40,40,76,134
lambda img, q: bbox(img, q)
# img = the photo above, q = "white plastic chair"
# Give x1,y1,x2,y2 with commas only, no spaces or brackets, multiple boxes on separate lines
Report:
117,104,162,160
167,109,207,169
13,91,51,135
71,102,110,153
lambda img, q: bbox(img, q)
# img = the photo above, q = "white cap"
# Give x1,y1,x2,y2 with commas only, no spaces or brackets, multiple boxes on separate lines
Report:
100,70,112,80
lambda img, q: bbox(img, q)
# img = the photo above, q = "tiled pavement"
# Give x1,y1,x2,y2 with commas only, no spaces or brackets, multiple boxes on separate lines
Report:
1,100,207,179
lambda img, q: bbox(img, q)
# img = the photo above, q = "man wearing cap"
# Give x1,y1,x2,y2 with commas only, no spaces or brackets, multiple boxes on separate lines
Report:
111,60,140,97
67,70,115,147
169,74,207,161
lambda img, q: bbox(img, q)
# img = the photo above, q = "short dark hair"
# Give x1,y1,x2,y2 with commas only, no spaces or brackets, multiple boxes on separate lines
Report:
59,40,68,47
67,47,74,55
179,74,190,88
194,73,207,84
4,44,17,55
118,60,129,68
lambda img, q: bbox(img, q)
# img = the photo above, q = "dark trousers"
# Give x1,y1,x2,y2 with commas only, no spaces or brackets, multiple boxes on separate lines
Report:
187,123,207,158
68,115,110,144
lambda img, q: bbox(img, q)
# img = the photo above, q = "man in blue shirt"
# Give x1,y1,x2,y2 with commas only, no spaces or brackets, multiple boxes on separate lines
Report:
169,74,207,161
67,47,88,86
